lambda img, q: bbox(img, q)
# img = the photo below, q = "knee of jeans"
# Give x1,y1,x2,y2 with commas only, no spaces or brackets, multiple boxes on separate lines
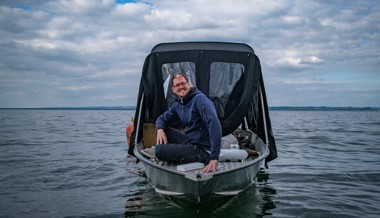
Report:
155,144,163,157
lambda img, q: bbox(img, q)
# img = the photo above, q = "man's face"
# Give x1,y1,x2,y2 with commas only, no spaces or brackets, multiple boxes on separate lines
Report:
172,76,190,99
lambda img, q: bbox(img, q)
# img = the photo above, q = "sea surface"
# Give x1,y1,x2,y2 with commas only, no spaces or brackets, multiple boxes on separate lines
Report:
0,110,379,218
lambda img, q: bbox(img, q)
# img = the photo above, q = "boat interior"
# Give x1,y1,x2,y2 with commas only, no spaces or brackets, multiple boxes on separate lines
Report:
137,128,268,175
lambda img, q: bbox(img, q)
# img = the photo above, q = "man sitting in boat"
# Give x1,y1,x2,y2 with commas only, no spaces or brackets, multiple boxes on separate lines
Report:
155,72,222,173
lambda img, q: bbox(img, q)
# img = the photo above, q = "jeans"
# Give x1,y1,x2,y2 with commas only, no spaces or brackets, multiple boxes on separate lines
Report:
155,127,210,164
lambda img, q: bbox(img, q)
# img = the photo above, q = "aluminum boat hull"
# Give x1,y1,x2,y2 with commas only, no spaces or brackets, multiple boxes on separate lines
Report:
134,130,269,203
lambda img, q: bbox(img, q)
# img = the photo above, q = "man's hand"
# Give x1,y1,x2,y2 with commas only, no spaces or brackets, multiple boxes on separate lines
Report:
156,128,168,144
202,160,218,173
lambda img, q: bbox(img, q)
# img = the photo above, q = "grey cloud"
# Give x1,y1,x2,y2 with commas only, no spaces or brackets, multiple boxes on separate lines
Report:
0,0,379,107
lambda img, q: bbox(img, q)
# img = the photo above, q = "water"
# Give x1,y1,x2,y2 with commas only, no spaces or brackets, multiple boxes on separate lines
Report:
0,110,379,217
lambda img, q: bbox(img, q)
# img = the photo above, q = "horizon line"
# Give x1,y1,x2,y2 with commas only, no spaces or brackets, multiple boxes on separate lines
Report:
0,106,379,111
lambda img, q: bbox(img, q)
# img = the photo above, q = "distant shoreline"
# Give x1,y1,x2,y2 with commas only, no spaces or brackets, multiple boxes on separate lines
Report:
269,106,380,111
0,106,379,111
0,106,136,110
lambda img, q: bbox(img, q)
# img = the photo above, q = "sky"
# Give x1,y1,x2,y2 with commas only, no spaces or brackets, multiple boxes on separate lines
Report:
0,0,379,108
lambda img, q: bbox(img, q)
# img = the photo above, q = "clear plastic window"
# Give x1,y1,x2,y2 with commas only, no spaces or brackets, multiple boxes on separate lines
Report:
210,62,244,116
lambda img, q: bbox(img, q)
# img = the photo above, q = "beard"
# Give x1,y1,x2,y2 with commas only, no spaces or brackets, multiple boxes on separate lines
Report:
175,87,189,98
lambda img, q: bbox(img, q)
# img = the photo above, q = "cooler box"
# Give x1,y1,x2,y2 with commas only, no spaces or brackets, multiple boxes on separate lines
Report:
143,123,156,148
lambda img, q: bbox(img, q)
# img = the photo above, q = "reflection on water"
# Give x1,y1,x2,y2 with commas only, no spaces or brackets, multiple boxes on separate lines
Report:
256,170,277,217
125,195,144,215
124,167,277,218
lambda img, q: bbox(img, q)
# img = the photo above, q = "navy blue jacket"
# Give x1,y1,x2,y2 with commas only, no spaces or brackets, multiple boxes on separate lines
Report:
156,87,222,160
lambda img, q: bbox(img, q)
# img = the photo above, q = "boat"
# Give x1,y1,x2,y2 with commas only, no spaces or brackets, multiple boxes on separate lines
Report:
128,41,277,203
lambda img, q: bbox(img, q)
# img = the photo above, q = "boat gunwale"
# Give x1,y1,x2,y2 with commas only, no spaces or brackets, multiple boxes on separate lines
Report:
133,141,269,177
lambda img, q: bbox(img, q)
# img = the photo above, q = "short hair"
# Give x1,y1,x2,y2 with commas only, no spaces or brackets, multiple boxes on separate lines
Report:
170,72,189,86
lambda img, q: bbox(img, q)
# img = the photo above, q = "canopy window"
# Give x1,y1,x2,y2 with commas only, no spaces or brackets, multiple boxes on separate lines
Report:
210,62,244,118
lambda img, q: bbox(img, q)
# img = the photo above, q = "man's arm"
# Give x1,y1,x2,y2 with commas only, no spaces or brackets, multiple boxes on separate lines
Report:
196,95,222,173
155,104,180,144
197,95,222,160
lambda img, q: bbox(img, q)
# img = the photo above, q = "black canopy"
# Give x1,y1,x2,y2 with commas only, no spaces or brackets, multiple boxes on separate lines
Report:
129,42,277,164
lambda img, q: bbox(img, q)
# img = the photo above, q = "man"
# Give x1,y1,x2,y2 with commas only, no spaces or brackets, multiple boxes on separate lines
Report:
155,72,222,173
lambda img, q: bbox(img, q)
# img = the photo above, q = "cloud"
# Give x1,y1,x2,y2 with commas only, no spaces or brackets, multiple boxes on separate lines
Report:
45,0,114,14
270,55,324,71
0,0,379,107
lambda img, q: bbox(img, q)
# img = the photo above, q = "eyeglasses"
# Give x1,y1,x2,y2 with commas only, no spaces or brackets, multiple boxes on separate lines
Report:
172,82,188,88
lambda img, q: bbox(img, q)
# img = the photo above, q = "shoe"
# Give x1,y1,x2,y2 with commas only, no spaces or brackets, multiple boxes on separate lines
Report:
142,147,156,159
245,149,259,156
